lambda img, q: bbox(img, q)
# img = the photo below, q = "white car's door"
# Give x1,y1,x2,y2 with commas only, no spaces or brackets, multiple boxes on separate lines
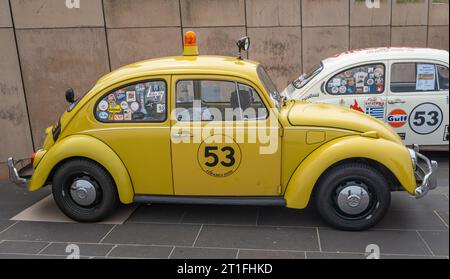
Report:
320,62,388,122
387,61,449,148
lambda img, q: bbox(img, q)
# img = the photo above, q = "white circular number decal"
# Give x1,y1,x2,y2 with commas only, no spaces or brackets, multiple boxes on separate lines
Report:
408,103,443,135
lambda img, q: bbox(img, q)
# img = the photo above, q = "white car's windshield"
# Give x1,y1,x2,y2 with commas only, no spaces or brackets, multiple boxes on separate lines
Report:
285,62,324,98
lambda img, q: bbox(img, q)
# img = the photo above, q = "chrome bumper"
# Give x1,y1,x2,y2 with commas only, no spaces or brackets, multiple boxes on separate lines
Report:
408,145,438,199
7,157,32,187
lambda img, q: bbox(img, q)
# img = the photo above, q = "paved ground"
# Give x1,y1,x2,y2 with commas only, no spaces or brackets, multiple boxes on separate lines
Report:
0,152,448,259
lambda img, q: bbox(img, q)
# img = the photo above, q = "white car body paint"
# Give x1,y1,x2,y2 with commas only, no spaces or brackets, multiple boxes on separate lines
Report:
282,47,449,150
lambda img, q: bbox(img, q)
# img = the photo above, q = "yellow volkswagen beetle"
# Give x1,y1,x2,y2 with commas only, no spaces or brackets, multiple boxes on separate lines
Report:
8,32,438,230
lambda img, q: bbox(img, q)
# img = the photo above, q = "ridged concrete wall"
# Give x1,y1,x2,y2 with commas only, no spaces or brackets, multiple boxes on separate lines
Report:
0,0,448,172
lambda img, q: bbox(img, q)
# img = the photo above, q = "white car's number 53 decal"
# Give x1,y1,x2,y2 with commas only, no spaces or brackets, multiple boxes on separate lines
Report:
409,103,443,135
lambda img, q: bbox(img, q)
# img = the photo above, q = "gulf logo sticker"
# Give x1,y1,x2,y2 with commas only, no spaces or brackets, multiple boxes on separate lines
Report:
387,109,408,128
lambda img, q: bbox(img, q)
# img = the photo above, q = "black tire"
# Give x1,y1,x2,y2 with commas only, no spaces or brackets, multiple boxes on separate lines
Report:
52,159,119,222
315,162,391,231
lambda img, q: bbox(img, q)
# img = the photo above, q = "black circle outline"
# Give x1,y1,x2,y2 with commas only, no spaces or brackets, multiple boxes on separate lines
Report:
196,134,242,178
408,102,443,135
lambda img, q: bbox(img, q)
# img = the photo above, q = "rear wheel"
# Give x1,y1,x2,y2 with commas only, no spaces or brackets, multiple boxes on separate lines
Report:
52,159,119,222
315,162,391,231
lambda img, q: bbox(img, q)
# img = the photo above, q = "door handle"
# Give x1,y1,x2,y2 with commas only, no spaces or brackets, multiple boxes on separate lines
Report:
388,99,406,104
171,132,193,138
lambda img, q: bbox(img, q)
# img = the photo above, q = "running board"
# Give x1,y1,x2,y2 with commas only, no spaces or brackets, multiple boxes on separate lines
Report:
133,195,286,206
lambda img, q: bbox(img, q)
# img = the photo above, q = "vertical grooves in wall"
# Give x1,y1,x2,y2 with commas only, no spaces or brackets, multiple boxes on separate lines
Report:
7,0,35,152
348,0,351,50
390,0,393,46
426,0,430,47
244,0,249,59
101,0,112,71
178,0,184,48
300,0,304,72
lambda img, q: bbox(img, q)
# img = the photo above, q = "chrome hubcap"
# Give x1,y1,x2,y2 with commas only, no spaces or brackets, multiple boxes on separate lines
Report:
336,183,370,215
69,179,97,207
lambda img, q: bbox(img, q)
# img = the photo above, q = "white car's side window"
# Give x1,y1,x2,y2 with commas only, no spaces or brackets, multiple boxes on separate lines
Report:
326,64,385,95
391,63,448,93
437,65,449,91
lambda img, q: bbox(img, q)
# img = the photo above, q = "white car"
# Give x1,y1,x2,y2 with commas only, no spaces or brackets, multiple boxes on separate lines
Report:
282,47,449,151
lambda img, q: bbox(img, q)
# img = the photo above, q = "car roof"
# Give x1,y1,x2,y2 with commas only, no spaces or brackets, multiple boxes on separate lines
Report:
95,55,261,90
321,47,449,71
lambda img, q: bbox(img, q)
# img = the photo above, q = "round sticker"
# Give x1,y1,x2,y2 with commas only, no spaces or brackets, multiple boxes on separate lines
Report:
120,101,128,110
107,94,116,101
98,111,109,120
339,86,347,94
387,109,408,128
374,67,384,77
197,135,241,178
331,87,339,94
408,103,443,135
367,79,374,85
130,102,139,112
98,100,108,111
341,79,347,86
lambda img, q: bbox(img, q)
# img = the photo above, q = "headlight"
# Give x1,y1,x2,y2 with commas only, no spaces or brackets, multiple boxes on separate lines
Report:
407,148,417,171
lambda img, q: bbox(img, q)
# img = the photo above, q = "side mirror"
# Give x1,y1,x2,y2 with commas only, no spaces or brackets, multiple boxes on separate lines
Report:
65,88,75,103
236,36,250,60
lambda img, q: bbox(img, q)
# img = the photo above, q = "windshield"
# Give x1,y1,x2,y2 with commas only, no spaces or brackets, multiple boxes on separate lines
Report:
257,65,282,110
285,62,324,98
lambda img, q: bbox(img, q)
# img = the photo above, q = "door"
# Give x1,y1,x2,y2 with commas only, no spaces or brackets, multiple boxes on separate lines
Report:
320,62,388,122
387,61,449,147
170,75,281,196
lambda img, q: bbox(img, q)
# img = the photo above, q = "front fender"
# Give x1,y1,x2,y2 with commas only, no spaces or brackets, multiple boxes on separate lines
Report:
29,134,135,204
284,136,416,209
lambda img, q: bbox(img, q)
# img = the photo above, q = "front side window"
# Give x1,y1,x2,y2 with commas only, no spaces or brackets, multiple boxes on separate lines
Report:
95,80,167,122
175,79,268,121
326,64,385,95
391,63,446,93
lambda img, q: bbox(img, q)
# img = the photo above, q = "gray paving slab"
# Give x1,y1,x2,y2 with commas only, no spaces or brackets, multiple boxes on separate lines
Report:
418,230,449,257
238,249,306,259
0,240,49,254
436,211,449,227
0,220,15,233
195,225,319,251
180,205,259,225
374,209,448,230
126,204,187,224
319,229,432,255
390,192,449,212
0,253,67,259
107,244,173,258
0,221,114,243
102,223,201,246
257,206,327,228
170,247,238,259
306,252,365,259
40,243,114,257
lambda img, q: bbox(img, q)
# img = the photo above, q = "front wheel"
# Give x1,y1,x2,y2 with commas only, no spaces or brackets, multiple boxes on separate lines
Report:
52,159,119,222
315,162,391,231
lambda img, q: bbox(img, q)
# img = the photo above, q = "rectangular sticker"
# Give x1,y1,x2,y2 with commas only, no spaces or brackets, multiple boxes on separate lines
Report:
416,64,436,91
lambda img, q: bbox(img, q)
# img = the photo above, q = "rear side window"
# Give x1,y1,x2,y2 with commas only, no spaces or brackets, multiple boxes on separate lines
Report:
390,63,447,92
437,65,449,90
95,80,167,122
326,64,385,95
